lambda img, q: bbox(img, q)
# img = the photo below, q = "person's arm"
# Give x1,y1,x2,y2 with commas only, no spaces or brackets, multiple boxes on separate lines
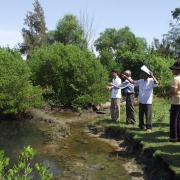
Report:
110,81,129,89
107,80,128,90
165,79,178,96
150,72,158,84
122,74,134,84
165,87,178,96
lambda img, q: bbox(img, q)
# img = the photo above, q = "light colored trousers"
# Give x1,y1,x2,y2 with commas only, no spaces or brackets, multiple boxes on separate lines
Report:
110,98,120,121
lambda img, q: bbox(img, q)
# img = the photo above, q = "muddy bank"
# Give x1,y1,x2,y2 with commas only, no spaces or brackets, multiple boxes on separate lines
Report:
87,125,177,180
27,106,107,141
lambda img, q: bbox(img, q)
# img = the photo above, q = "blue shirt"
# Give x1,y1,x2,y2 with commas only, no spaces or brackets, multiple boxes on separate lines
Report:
113,78,135,94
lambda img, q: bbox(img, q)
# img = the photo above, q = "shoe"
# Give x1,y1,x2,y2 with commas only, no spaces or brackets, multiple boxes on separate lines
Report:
146,129,152,133
131,120,136,124
169,139,177,142
139,125,145,130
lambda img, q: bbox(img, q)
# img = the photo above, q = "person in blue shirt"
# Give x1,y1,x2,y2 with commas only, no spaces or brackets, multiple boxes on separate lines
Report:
107,70,136,124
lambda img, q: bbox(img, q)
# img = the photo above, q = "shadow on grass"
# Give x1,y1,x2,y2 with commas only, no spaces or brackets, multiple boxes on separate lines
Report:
154,144,180,155
153,122,169,128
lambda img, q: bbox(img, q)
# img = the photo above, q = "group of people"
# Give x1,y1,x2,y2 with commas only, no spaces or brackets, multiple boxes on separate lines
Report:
107,66,158,133
107,61,180,142
107,59,180,142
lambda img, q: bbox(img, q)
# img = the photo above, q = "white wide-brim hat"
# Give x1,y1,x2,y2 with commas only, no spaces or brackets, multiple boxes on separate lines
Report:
140,65,150,75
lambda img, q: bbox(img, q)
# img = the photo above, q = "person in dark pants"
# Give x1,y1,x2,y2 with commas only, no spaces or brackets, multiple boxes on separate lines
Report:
165,60,180,142
122,66,158,133
107,70,136,124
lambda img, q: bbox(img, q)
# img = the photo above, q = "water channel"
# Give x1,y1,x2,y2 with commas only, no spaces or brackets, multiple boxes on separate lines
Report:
0,111,145,180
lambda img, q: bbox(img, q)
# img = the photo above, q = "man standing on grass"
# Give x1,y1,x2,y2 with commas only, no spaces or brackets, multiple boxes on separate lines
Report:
122,66,158,132
165,60,180,142
109,69,122,122
107,70,136,125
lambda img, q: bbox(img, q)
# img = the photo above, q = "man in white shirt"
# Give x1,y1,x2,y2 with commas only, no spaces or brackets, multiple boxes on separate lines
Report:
122,66,158,132
110,69,122,122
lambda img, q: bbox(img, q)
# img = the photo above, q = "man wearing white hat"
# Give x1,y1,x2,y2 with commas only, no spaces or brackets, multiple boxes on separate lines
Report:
122,65,158,132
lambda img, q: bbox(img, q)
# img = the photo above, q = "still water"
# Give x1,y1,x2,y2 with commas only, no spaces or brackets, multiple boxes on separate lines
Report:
0,113,137,180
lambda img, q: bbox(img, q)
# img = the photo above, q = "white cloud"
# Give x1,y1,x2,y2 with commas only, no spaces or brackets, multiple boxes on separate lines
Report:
0,30,23,48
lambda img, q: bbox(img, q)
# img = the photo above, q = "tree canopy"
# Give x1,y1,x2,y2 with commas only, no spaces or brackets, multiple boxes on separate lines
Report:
52,14,88,49
20,0,48,56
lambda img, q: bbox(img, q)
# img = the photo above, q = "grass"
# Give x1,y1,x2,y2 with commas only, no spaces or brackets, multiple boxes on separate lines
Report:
91,96,180,178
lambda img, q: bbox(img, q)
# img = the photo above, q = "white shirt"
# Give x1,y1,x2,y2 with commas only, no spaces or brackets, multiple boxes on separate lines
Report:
134,78,158,104
111,76,121,98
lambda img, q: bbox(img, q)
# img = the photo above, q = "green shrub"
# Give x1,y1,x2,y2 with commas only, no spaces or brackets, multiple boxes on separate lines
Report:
147,55,174,95
0,48,43,115
27,43,109,109
0,145,53,180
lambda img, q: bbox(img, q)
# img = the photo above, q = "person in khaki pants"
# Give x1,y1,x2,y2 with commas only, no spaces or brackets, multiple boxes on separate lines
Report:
108,70,136,125
109,69,122,122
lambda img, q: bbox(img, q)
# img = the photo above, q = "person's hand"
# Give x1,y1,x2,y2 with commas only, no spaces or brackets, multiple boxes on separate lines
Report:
149,71,153,77
122,74,127,79
109,82,114,86
107,86,112,90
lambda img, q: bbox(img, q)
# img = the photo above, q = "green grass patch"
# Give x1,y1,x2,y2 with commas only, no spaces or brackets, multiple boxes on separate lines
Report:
91,96,180,178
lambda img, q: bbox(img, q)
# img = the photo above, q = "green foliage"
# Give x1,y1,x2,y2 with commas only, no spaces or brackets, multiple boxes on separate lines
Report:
116,49,146,79
163,7,180,58
95,26,148,79
98,48,117,75
153,38,175,58
27,43,109,109
20,0,48,55
0,145,53,180
0,48,43,115
54,14,88,49
94,28,118,52
147,55,175,95
94,26,147,54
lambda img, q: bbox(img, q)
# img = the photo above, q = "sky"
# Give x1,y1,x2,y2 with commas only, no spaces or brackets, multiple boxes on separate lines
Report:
0,0,180,49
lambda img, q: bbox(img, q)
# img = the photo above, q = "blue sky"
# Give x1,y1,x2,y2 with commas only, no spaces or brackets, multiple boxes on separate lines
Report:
0,0,180,48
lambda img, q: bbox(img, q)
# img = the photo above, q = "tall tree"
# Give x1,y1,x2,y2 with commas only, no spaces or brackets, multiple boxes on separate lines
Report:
54,14,88,49
153,38,174,58
20,0,48,56
163,7,180,58
95,26,148,78
94,28,118,52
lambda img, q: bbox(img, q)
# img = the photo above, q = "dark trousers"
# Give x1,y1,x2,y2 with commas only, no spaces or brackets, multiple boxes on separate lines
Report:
126,94,136,123
170,104,180,139
139,103,152,129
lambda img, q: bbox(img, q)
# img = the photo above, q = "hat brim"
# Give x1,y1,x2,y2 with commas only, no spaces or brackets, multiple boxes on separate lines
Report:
141,70,150,75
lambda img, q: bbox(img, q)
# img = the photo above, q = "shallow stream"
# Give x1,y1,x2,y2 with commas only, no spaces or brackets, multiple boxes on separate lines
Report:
0,112,144,180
